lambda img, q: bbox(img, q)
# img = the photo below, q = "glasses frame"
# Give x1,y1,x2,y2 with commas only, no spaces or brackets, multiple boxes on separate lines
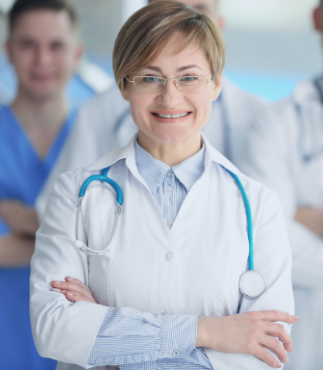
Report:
126,75,216,92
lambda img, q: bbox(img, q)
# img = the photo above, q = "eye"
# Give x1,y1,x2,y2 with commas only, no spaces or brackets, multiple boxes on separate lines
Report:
142,76,160,83
180,76,199,82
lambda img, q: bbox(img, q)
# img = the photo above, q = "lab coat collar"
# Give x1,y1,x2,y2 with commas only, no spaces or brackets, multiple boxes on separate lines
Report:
87,132,242,178
202,133,242,176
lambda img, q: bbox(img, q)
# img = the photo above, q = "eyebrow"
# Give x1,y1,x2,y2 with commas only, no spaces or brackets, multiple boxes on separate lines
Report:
144,64,202,73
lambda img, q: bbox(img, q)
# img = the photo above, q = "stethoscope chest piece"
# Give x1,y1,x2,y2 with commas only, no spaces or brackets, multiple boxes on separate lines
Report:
239,270,267,299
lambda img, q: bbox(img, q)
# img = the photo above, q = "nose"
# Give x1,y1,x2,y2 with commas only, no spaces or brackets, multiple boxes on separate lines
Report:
155,79,184,108
34,46,52,67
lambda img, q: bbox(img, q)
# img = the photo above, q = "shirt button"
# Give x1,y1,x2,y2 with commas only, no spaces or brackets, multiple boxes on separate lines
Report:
173,350,180,356
165,252,174,261
167,186,173,192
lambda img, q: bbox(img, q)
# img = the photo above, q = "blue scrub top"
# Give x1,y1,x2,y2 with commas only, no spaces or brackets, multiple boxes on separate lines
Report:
0,106,77,370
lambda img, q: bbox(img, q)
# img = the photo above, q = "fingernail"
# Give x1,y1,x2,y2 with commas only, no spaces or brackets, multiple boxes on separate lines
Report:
276,362,282,368
66,277,73,281
286,358,290,364
52,281,61,285
51,288,61,292
67,293,73,296
292,316,299,321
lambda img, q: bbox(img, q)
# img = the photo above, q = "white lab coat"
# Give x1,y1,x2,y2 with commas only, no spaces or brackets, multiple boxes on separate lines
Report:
241,79,323,370
36,77,267,219
30,135,293,370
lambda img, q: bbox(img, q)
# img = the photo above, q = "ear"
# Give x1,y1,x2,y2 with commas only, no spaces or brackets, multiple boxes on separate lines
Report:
73,44,84,70
120,84,130,101
313,8,323,32
211,73,222,102
216,16,225,31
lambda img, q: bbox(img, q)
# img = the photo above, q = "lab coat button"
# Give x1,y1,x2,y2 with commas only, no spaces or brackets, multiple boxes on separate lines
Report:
165,252,174,261
167,186,173,192
173,350,180,356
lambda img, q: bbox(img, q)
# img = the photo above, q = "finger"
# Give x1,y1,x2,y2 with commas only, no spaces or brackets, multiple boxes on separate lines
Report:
65,277,87,288
255,310,299,324
253,345,283,368
65,292,94,303
261,336,289,364
51,281,85,293
265,323,293,352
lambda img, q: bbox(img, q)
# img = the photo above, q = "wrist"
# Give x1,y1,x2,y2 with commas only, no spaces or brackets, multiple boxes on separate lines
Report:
24,208,39,235
195,316,210,348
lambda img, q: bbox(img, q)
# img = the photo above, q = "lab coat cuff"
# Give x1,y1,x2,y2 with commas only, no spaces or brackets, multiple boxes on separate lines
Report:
159,314,198,360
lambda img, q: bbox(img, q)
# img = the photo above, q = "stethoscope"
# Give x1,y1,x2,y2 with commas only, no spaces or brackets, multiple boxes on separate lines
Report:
75,163,267,299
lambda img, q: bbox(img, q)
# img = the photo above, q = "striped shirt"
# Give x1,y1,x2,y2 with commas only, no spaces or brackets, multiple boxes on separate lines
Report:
88,140,212,369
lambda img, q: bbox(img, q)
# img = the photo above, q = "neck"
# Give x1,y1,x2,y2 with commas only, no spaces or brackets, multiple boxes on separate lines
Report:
10,87,69,158
138,131,202,167
11,87,68,132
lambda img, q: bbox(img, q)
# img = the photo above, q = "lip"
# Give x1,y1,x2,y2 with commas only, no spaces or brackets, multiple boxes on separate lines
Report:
150,110,192,123
31,73,56,81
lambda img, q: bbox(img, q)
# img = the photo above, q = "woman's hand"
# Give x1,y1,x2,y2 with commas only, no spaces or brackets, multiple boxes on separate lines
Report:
196,310,298,368
51,277,97,304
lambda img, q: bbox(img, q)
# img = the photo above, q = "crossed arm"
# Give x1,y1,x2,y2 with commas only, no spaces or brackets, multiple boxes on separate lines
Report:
52,277,298,368
0,200,39,266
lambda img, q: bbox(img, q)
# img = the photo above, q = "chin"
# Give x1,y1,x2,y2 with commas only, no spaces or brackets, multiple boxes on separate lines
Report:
28,88,59,101
152,126,196,145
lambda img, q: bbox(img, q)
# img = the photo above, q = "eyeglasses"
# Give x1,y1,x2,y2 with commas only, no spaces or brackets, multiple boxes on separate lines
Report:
126,75,215,93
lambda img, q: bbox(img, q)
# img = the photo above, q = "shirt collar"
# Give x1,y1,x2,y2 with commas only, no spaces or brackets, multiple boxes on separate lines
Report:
135,139,205,194
87,133,242,178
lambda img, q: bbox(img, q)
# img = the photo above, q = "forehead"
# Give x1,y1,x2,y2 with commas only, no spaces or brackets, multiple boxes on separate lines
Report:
143,33,211,72
11,10,74,40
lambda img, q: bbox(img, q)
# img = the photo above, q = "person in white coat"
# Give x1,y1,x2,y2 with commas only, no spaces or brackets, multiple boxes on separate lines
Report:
240,3,323,369
35,0,268,220
30,2,296,369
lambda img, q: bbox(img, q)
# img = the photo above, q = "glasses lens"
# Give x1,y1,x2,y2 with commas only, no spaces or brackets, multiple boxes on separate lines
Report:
133,76,163,91
177,76,208,92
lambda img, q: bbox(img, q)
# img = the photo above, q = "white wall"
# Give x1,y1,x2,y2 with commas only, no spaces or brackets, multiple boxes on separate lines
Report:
221,0,318,31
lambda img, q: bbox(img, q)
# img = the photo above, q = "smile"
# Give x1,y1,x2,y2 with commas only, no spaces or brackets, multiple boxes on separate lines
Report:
153,112,190,118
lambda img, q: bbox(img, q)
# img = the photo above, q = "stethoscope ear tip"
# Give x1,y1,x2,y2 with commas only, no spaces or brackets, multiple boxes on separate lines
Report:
239,270,267,299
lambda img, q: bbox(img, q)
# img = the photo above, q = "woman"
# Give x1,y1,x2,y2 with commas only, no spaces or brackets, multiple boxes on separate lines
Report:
30,2,296,369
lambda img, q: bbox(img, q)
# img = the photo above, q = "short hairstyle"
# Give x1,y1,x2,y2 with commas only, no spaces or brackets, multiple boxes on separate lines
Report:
113,0,225,91
8,0,77,33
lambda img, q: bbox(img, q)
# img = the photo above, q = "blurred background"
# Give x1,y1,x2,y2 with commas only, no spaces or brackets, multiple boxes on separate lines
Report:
0,0,321,104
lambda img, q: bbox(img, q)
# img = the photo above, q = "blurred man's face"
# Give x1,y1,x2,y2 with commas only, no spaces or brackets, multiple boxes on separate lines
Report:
6,10,82,101
149,0,223,29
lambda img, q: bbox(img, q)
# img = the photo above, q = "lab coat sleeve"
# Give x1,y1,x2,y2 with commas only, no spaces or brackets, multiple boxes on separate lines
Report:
30,172,109,368
241,110,323,289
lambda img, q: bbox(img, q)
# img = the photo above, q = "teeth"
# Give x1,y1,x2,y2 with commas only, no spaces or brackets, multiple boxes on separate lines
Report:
154,112,189,118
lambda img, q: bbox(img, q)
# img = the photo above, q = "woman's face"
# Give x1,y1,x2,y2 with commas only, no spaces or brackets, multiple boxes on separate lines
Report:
121,33,222,146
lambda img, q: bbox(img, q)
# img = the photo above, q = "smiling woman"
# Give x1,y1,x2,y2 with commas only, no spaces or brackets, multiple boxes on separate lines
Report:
30,2,295,370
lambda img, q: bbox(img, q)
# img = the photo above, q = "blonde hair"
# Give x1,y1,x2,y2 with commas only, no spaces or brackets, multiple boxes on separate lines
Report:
113,0,225,91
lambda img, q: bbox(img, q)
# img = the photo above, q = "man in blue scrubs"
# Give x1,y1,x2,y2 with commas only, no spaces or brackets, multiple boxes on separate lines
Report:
0,0,82,369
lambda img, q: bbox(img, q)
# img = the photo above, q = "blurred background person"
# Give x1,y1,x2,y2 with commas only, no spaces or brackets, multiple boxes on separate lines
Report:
0,0,82,368
36,0,269,219
241,1,323,369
